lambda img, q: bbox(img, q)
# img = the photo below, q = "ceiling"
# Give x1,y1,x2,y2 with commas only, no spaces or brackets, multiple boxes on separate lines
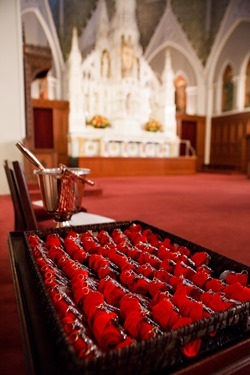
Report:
49,0,230,65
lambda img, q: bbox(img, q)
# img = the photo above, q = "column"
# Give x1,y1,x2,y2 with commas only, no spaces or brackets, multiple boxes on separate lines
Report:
186,86,197,115
0,0,25,194
234,73,246,111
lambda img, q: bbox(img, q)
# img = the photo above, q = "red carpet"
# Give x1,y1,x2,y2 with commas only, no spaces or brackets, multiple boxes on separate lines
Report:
85,173,250,266
0,173,250,374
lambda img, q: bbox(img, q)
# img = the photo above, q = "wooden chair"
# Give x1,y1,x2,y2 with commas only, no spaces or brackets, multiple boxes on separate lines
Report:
4,160,26,230
4,160,114,231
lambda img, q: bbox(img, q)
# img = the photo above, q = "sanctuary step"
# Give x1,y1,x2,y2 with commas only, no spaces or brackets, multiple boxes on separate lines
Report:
78,156,197,177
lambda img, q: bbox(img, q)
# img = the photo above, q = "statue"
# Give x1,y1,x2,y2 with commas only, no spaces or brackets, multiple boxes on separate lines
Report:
121,35,134,78
101,50,110,78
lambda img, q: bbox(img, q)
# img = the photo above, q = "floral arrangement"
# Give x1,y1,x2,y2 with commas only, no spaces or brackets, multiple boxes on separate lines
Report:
86,114,111,129
143,119,163,132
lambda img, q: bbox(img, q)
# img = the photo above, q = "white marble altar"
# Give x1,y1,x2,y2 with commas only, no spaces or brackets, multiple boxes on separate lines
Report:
66,0,180,159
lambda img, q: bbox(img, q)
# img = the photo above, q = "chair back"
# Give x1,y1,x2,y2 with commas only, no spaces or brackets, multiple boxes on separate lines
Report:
4,160,26,230
12,160,38,230
4,160,38,230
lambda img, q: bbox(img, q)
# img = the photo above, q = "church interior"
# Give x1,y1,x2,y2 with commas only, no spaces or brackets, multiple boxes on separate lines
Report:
0,1,250,374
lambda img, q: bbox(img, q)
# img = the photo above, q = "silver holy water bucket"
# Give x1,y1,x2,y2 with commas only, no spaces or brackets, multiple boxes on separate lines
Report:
34,167,90,224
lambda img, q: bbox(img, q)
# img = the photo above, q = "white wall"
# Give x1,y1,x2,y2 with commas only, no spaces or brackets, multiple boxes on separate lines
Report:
0,0,25,194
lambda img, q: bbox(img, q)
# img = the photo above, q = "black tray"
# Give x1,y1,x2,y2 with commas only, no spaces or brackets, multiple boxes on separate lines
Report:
23,220,250,375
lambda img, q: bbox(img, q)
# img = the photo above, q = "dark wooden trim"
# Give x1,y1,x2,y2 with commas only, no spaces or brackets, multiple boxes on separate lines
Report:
211,111,250,173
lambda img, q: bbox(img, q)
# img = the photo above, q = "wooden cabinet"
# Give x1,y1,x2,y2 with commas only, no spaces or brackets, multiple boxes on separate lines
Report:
32,99,69,165
24,99,69,182
210,112,250,172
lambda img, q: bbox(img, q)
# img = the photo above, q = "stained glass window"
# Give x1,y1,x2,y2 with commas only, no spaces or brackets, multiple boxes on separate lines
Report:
244,59,250,108
222,64,234,112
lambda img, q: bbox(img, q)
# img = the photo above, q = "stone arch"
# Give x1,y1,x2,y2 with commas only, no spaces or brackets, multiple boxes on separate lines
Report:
21,7,64,98
147,41,202,115
147,41,198,87
204,2,250,163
